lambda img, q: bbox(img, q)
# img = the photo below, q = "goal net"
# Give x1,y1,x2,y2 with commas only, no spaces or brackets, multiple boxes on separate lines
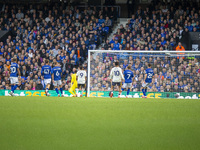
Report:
87,50,200,99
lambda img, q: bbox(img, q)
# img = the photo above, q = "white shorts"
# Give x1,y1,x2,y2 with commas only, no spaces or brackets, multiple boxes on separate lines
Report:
10,77,18,85
142,82,150,88
44,79,51,85
123,83,132,88
53,80,62,87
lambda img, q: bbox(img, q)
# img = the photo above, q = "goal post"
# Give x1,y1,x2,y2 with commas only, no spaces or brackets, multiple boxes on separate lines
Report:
87,50,200,99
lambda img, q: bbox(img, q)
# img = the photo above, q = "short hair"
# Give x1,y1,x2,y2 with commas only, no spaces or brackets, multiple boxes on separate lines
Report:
45,60,49,64
74,69,77,73
127,65,131,69
80,66,83,70
148,63,151,67
115,61,119,66
12,58,17,62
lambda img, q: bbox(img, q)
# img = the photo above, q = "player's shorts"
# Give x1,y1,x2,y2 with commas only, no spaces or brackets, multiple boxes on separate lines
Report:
123,83,132,88
10,77,18,85
44,79,51,85
112,82,121,86
78,84,85,88
142,82,150,88
53,80,62,87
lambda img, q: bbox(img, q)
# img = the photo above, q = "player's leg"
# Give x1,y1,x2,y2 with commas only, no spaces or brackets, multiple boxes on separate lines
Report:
55,86,60,97
127,88,130,95
10,84,14,96
118,82,122,98
80,84,85,97
144,87,148,97
58,80,63,97
45,79,51,96
109,82,114,97
10,77,18,96
69,85,76,97
53,81,59,97
46,83,50,96
73,87,76,96
126,83,132,96
60,85,64,97
142,82,147,98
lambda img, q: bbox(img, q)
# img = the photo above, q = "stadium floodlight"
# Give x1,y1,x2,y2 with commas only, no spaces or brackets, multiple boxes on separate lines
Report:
87,50,200,98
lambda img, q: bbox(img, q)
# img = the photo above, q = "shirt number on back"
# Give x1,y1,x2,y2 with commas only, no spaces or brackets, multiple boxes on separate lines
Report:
80,73,83,77
44,69,49,74
114,71,119,76
11,67,16,73
56,71,59,76
127,74,131,79
147,73,153,78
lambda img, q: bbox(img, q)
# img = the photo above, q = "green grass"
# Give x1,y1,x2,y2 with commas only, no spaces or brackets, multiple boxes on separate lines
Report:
0,97,200,150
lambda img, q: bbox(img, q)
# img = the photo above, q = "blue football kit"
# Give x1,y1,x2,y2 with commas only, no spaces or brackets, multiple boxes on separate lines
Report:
41,65,52,79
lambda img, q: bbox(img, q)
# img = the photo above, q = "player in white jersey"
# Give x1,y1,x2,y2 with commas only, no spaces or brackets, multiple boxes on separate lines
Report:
76,66,87,97
109,61,124,98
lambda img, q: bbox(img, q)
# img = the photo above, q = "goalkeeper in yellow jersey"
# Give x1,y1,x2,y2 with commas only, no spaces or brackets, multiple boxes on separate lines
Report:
69,69,78,97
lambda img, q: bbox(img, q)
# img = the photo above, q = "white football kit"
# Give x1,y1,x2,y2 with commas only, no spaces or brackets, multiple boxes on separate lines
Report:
110,67,124,82
77,70,87,84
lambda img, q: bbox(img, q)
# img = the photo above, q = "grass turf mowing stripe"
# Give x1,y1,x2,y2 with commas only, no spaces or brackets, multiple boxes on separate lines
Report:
0,97,200,150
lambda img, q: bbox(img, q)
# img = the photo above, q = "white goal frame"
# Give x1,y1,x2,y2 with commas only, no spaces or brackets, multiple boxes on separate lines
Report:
87,50,200,97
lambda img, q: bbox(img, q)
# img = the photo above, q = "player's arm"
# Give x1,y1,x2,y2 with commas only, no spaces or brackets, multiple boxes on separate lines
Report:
120,69,125,82
144,73,147,83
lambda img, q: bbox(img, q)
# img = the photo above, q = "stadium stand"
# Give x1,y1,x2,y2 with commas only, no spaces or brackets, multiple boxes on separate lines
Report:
0,3,117,90
97,0,200,93
0,0,200,94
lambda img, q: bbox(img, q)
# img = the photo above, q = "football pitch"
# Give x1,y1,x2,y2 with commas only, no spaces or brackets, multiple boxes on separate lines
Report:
0,97,200,150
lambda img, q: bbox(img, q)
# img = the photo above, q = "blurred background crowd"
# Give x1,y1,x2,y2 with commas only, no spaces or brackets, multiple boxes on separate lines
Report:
0,0,200,93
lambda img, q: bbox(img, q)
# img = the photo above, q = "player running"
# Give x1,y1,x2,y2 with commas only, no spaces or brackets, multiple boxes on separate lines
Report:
76,66,87,97
142,63,154,98
41,60,52,96
69,69,78,97
109,61,124,98
52,62,63,97
123,65,134,98
9,58,21,96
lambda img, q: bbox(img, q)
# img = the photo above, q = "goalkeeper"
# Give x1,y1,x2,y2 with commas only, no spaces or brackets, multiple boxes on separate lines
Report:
69,69,78,97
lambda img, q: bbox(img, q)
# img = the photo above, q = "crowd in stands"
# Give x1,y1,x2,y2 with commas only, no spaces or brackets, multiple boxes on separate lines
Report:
0,3,117,90
95,0,200,93
104,0,200,51
90,54,200,93
0,0,200,94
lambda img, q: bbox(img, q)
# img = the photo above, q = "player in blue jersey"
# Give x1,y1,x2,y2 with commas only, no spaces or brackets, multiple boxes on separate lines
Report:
123,65,134,98
52,62,63,97
41,60,52,96
142,63,154,98
9,58,21,96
